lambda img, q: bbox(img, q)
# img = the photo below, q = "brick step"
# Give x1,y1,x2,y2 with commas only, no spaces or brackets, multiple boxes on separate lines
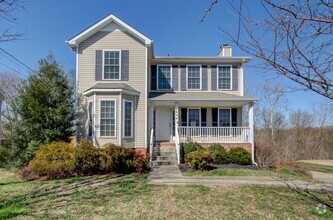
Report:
153,147,176,153
154,142,176,148
156,156,177,161
153,151,177,157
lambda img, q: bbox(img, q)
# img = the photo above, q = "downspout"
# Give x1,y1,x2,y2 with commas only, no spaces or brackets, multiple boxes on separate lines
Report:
249,101,257,166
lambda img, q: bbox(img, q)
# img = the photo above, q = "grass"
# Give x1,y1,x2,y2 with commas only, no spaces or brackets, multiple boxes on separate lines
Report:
297,162,333,173
0,169,333,219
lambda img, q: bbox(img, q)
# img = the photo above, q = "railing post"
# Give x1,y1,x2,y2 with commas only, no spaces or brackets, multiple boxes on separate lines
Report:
175,103,180,164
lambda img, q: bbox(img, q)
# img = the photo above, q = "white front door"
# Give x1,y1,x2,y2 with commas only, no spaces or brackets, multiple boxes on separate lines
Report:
156,107,171,141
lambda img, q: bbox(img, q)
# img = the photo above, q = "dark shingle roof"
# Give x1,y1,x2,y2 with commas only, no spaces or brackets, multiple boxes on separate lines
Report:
83,83,140,94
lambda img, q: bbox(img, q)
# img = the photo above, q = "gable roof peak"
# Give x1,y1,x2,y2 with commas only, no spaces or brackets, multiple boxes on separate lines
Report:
66,13,153,49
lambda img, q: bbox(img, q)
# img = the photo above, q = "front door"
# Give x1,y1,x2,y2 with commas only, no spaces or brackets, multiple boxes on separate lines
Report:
156,107,171,141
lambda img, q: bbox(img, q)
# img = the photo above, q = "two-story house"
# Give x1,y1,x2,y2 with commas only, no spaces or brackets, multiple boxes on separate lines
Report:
66,14,256,165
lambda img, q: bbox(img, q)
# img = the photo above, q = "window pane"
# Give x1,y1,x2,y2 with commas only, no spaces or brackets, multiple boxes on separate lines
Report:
188,109,200,127
218,66,231,89
104,51,120,80
100,101,116,137
158,66,172,90
219,109,231,127
124,101,132,137
187,66,201,89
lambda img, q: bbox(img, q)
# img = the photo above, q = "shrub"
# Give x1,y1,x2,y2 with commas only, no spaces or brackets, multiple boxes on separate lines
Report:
75,140,101,175
99,144,136,174
228,147,252,165
185,149,213,170
29,142,76,179
183,142,204,156
207,144,229,164
134,154,150,173
0,146,11,167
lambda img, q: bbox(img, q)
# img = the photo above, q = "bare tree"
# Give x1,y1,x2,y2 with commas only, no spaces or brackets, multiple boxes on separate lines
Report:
201,0,333,100
0,0,26,42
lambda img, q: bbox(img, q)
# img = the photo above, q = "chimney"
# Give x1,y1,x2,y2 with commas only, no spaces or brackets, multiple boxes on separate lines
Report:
218,44,232,57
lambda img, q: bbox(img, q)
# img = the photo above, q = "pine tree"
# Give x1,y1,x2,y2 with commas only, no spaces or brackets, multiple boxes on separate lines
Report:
8,54,75,164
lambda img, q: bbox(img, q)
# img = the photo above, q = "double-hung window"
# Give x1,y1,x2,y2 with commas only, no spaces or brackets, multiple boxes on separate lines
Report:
188,109,201,127
100,100,116,137
123,100,133,138
157,65,172,90
218,109,231,127
187,65,201,90
218,65,232,90
103,50,121,80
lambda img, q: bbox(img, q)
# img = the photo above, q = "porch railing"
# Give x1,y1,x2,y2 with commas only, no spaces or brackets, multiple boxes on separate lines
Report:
178,126,250,143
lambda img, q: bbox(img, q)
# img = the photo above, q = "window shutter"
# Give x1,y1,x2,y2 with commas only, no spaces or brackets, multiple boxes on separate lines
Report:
151,65,157,90
202,65,208,90
121,50,129,81
201,108,207,127
232,108,237,127
212,108,218,127
95,50,103,81
232,65,238,91
172,65,178,91
181,108,187,126
180,65,186,91
211,65,217,91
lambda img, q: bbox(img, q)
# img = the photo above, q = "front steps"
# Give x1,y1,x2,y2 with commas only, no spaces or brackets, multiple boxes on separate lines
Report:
152,142,177,166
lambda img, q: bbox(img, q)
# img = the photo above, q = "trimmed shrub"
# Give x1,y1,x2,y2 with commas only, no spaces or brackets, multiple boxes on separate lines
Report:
134,154,150,173
207,144,229,164
183,142,204,156
228,147,252,165
29,142,76,179
99,144,136,174
185,149,213,170
0,146,11,167
75,140,101,175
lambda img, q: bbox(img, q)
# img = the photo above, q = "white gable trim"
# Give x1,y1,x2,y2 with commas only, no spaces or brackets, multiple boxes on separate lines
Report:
66,14,153,48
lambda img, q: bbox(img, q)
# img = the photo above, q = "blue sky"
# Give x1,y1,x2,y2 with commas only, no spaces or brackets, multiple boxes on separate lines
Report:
0,0,330,111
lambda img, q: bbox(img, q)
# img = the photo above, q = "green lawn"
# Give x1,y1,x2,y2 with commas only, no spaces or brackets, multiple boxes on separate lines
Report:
297,162,333,173
1,169,333,219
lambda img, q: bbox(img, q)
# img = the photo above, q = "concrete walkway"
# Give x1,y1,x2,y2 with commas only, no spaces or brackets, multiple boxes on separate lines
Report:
298,160,333,166
148,165,333,191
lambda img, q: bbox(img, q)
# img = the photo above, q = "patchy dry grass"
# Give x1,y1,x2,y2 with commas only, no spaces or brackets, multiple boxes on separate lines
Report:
0,169,333,219
297,162,333,173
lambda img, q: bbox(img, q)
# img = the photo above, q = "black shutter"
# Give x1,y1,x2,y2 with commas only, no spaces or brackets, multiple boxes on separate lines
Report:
211,65,217,90
180,65,186,91
201,108,207,127
172,65,178,91
151,65,157,90
181,108,187,126
95,50,103,81
121,50,129,81
232,108,238,127
212,108,218,127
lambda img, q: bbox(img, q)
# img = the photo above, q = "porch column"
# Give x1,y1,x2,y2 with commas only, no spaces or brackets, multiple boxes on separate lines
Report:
175,103,179,135
150,102,154,131
248,101,256,164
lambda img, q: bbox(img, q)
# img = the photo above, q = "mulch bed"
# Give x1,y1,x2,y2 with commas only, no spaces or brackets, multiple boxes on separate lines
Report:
179,163,259,172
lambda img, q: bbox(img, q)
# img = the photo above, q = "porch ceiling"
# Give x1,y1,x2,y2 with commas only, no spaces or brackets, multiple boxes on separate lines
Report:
148,92,256,107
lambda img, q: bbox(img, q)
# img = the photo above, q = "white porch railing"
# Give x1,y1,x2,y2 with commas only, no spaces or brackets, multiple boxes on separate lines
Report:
178,126,250,143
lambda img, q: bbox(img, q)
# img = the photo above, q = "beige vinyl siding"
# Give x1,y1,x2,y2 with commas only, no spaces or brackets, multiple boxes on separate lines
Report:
78,28,147,148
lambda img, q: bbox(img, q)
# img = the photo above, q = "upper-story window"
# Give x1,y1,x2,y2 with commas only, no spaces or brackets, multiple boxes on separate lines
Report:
157,65,172,90
218,65,232,90
187,65,201,90
103,50,121,80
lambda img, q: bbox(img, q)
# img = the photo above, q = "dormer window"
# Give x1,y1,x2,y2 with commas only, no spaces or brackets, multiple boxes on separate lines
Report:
103,50,121,80
157,65,172,90
217,65,232,90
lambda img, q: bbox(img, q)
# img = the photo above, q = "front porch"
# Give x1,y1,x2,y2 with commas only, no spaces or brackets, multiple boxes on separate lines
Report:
148,93,256,164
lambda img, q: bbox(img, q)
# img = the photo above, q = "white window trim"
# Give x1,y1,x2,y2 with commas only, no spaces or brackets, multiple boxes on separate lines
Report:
87,100,94,138
99,99,117,138
217,65,233,90
186,65,202,90
123,99,134,138
217,108,232,127
157,64,173,90
102,49,122,81
187,108,201,127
